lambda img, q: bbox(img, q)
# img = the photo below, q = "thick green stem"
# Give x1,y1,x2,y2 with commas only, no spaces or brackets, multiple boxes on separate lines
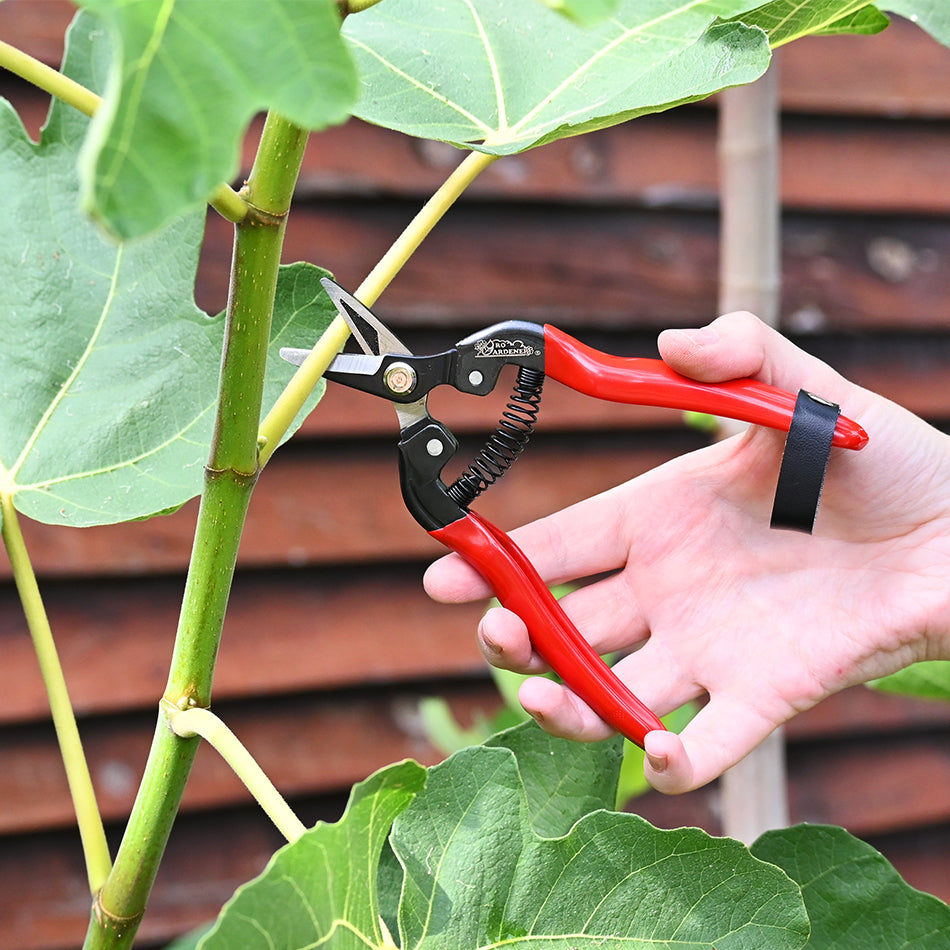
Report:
84,114,308,950
0,493,112,893
257,148,499,465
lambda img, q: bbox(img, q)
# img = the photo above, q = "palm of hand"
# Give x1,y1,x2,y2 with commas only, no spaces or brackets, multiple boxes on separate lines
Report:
577,411,950,788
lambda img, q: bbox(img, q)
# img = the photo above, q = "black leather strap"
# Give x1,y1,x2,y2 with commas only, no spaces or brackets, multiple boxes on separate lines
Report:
770,390,840,533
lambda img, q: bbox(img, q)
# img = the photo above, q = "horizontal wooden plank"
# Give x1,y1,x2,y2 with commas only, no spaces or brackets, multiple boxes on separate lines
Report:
3,438,694,579
788,735,950,835
0,685,493,835
9,78,950,218
4,679,948,837
286,111,950,215
0,0,76,67
7,554,950,732
292,110,950,217
783,685,950,739
779,16,950,119
634,737,950,868
198,204,950,332
0,567,488,724
1,805,289,950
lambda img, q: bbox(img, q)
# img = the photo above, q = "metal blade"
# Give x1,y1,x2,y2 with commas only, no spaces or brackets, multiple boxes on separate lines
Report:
324,352,385,376
321,278,412,358
279,346,315,367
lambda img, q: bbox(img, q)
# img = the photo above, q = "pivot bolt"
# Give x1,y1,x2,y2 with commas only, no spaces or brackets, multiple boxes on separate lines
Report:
384,361,417,395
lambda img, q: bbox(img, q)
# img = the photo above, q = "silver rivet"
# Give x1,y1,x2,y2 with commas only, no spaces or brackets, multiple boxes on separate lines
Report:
468,370,484,387
384,361,417,394
426,438,444,456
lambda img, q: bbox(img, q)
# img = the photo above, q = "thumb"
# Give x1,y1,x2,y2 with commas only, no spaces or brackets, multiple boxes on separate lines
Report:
657,312,849,403
643,698,780,794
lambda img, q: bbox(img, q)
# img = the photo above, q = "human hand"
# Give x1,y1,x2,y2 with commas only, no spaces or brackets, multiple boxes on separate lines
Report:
423,312,950,793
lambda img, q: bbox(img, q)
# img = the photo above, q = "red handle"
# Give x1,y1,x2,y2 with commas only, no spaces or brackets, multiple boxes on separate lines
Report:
431,510,664,748
543,325,868,450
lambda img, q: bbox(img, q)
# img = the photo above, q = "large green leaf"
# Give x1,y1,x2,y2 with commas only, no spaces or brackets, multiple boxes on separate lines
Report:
877,1,950,47
753,824,950,947
75,0,357,238
198,760,427,950
344,0,775,155
485,721,623,837
869,660,950,702
540,0,622,25
199,722,809,950
392,744,807,948
729,1,889,46
0,15,334,527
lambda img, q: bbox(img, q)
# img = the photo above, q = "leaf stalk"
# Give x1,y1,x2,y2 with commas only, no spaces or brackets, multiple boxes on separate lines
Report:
0,492,112,894
168,705,307,842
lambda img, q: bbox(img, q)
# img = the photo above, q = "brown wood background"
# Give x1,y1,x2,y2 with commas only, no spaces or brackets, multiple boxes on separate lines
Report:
3,3,950,947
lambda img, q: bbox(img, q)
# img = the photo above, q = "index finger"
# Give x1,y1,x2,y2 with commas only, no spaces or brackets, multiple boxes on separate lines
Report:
423,480,636,604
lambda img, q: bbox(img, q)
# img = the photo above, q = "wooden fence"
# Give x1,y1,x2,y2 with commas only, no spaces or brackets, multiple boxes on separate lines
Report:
2,3,949,947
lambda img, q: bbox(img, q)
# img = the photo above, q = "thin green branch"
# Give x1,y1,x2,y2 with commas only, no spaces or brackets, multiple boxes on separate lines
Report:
169,705,307,842
0,39,248,224
0,492,111,893
0,38,99,116
257,148,499,466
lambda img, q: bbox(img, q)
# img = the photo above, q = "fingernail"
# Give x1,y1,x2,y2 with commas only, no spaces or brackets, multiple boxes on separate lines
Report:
646,750,668,773
481,635,502,657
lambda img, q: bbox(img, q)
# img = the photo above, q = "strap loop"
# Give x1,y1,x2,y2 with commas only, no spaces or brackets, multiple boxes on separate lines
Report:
770,390,840,533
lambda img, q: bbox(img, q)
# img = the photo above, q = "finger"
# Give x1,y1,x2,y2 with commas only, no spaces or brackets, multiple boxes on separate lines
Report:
425,485,635,605
643,697,779,794
515,641,694,746
424,551,494,603
477,606,550,674
552,574,651,656
609,638,700,717
657,311,849,401
518,675,616,742
477,572,652,675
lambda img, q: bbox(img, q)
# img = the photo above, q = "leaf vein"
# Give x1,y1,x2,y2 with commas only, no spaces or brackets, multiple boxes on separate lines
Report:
347,35,494,137
9,246,126,482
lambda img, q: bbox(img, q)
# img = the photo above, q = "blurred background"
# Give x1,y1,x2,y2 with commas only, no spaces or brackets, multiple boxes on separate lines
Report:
2,2,949,947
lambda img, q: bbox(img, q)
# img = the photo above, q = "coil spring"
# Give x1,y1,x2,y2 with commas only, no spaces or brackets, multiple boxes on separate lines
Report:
447,366,544,508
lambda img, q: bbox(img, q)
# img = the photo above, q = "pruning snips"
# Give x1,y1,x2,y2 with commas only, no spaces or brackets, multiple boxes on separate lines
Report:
282,280,868,748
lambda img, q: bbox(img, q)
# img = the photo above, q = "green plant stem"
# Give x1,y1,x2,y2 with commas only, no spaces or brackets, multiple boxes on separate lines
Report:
0,38,99,116
84,113,308,950
257,148,499,465
0,492,112,893
169,705,307,842
0,39,247,224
